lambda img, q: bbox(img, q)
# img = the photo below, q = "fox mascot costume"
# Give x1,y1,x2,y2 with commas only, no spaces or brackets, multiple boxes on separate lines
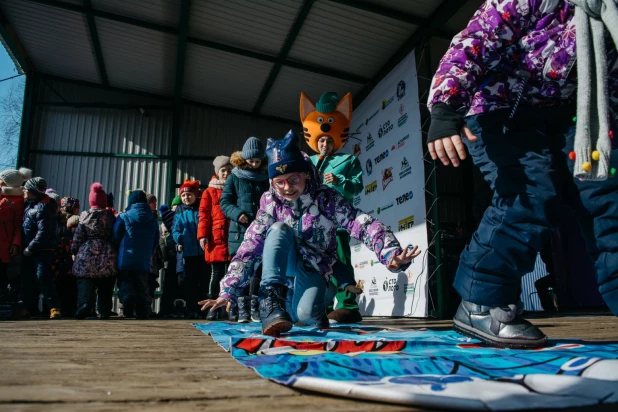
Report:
300,91,364,323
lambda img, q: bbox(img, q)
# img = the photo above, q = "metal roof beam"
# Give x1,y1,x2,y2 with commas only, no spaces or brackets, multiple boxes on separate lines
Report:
327,0,455,40
23,0,368,84
253,0,315,114
168,0,191,203
0,9,32,73
353,0,468,108
83,0,108,85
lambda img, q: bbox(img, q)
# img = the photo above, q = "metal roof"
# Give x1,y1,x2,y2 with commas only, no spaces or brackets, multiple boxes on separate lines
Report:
1,0,478,121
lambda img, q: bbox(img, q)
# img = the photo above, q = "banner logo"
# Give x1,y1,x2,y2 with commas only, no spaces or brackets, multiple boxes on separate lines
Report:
365,109,379,125
397,134,410,149
399,104,404,114
368,277,379,296
398,215,415,232
365,133,375,151
382,95,394,110
374,150,389,164
398,113,408,127
397,80,406,100
376,202,394,214
382,167,393,190
365,180,377,195
404,270,416,295
383,278,399,292
378,120,393,138
365,158,373,175
353,196,361,206
353,143,361,157
399,156,412,179
396,190,414,205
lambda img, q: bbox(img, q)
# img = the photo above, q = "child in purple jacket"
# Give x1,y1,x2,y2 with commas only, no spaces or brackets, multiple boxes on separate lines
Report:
427,0,618,348
199,130,420,336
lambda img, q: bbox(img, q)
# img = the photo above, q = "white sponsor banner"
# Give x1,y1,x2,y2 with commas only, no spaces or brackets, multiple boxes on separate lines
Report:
341,51,428,317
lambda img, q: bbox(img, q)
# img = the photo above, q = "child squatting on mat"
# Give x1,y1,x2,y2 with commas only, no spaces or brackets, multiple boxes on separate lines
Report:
199,130,421,336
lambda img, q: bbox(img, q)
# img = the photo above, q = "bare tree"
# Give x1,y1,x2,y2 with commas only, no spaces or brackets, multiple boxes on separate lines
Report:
0,79,24,170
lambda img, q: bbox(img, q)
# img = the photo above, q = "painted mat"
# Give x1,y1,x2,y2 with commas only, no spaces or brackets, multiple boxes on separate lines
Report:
194,322,618,410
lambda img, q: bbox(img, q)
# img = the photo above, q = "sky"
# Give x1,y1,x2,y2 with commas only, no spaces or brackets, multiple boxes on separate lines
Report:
0,42,25,169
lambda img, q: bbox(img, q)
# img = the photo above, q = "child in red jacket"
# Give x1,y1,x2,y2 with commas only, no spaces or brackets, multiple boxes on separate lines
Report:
198,156,233,320
0,195,18,296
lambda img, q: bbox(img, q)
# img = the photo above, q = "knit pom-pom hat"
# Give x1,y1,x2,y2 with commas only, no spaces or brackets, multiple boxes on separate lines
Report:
89,182,107,208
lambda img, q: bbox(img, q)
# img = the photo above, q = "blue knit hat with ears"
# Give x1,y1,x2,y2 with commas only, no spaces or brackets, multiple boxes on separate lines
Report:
266,130,311,179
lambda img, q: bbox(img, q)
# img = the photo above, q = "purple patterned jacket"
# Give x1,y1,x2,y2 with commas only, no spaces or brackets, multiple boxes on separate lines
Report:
219,155,405,303
428,0,618,118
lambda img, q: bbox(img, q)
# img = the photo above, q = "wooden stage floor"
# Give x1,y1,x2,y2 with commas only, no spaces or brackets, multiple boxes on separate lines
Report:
0,315,617,411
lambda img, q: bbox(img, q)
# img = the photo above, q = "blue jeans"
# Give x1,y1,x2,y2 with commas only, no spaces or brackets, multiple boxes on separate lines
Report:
20,251,60,311
456,106,618,315
261,222,336,325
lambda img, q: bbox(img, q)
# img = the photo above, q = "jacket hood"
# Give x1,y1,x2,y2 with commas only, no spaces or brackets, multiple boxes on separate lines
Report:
125,202,155,223
230,151,268,171
81,208,115,231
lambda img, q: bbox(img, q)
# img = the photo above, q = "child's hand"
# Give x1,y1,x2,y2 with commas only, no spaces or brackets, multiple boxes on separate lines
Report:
323,173,339,185
177,245,183,252
23,248,32,257
344,284,363,295
199,297,231,313
428,126,477,167
387,245,421,271
199,238,208,250
9,245,20,256
238,214,249,224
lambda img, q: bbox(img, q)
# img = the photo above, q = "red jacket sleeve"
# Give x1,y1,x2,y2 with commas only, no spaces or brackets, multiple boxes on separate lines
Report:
197,189,212,240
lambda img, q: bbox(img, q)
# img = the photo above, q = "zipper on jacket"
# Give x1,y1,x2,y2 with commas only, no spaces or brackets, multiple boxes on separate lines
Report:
503,70,531,135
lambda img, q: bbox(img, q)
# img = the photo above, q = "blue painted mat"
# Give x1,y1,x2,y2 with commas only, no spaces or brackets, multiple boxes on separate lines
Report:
194,322,618,410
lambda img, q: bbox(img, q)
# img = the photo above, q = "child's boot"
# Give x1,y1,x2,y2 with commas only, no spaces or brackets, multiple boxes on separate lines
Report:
50,308,62,319
237,296,251,323
259,285,292,336
250,295,260,323
74,303,91,320
453,300,547,349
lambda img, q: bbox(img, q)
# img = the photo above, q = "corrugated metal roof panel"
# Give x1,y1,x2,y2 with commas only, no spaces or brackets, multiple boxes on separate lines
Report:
1,0,99,82
96,18,176,96
31,107,172,156
443,0,483,33
287,1,417,79
189,0,303,55
259,66,364,121
183,44,274,111
361,0,440,18
91,0,180,28
31,154,170,209
179,105,297,157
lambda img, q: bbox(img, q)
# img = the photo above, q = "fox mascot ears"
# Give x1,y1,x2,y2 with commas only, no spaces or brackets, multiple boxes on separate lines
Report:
300,92,352,154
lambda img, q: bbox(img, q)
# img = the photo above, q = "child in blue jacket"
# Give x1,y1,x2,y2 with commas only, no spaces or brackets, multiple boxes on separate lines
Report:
173,180,208,319
113,190,159,319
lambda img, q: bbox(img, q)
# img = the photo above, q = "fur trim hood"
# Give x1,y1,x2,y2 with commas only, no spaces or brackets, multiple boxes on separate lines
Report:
230,151,268,171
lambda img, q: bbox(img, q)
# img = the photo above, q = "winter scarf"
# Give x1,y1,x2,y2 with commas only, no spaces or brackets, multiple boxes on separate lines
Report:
208,177,227,190
231,167,269,182
569,0,618,180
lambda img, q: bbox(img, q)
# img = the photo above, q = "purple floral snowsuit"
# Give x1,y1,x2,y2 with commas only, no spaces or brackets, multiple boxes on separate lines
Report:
428,0,618,117
219,156,406,303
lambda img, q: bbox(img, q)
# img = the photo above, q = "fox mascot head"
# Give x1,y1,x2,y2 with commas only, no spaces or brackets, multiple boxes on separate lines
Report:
299,92,352,155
